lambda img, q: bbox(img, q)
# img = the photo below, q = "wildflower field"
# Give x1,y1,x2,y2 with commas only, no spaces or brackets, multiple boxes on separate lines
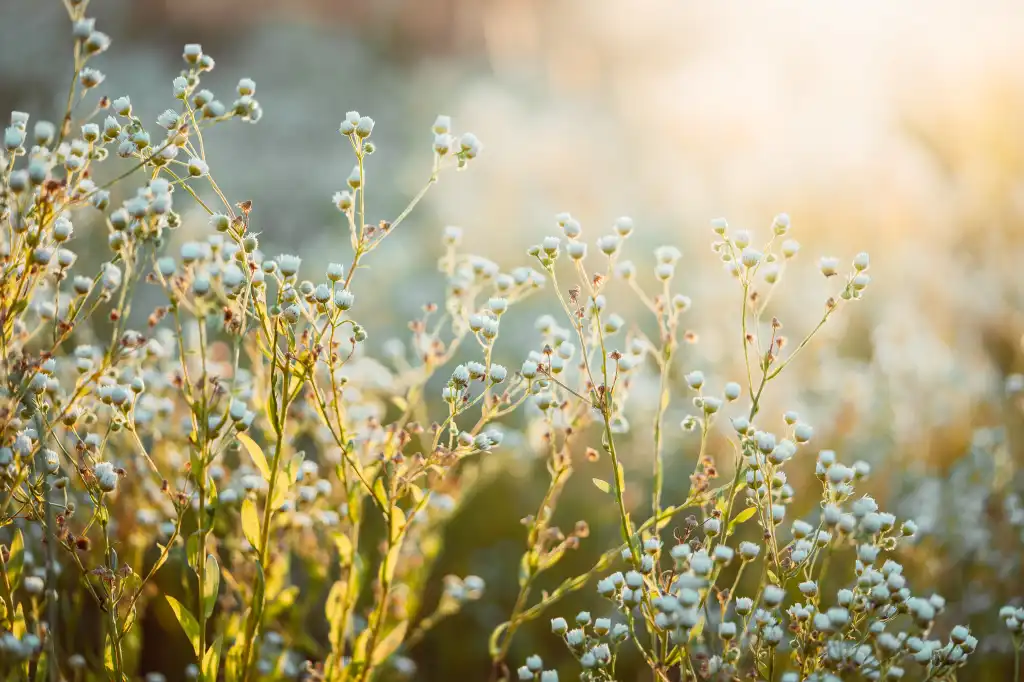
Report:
1,1,1024,681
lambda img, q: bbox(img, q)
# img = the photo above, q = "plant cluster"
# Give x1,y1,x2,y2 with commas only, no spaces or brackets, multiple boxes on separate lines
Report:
0,2,1021,681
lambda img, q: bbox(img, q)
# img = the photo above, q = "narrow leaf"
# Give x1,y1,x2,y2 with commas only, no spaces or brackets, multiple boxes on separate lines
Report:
389,507,406,542
5,530,25,592
237,432,271,481
592,478,610,494
203,555,220,621
728,506,758,531
165,594,201,656
202,633,223,682
371,620,408,664
241,498,261,553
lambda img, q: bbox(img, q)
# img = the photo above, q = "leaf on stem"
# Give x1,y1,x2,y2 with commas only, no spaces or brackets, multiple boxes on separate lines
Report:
237,432,270,481
165,594,201,656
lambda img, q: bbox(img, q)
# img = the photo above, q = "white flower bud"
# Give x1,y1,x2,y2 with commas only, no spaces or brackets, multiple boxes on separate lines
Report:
94,461,119,493
596,235,621,255
724,382,741,401
187,157,209,177
741,249,762,268
819,257,838,277
356,116,374,138
334,289,355,310
432,115,451,135
347,165,362,189
614,216,634,237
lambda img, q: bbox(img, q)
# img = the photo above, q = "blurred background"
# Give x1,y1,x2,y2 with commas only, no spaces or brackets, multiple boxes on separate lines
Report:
3,0,1024,679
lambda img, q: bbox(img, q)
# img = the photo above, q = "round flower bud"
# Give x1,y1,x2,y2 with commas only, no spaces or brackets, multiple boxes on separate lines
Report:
853,252,870,271
614,216,634,237
112,96,132,116
542,236,560,256
210,213,230,232
724,382,741,401
741,249,762,268
94,461,119,493
432,115,451,135
459,132,481,158
762,585,785,608
333,289,355,310
684,370,704,390
356,116,374,138
182,43,203,64
84,31,111,55
596,235,621,255
236,77,256,96
326,263,344,281
711,217,728,234
567,241,587,260
278,254,301,277
187,157,209,177
346,165,362,189
615,260,636,279
793,423,813,443
772,213,790,235
4,125,26,151
819,257,838,277
852,273,871,291
550,617,568,635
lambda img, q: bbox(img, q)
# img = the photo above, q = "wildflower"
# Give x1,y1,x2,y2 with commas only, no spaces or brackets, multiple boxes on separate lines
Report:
94,462,119,493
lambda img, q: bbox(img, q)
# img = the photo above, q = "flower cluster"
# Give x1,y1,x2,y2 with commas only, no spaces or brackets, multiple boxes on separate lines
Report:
0,4,1021,682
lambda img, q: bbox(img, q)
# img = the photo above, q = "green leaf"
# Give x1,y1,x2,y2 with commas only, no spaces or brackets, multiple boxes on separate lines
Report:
165,594,201,657
372,477,389,512
333,533,353,567
241,499,261,553
326,580,347,650
203,555,220,621
690,613,705,641
152,543,171,577
5,529,25,592
372,620,408,664
252,562,266,624
104,641,117,678
592,478,610,494
389,507,406,542
187,532,201,573
352,628,371,666
237,432,270,481
728,506,758,531
382,542,402,585
202,633,223,682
